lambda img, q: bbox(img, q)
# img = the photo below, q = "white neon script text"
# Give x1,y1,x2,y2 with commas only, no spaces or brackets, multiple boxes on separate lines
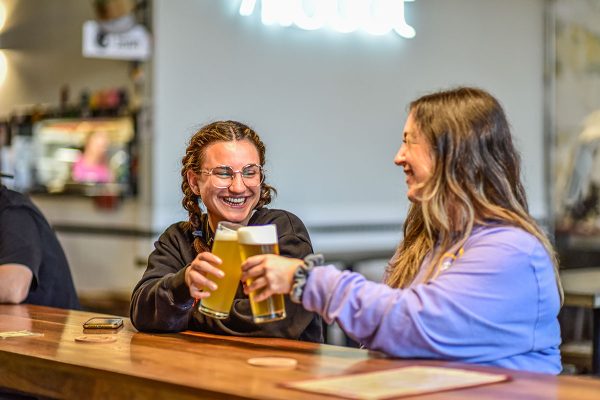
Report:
239,0,416,38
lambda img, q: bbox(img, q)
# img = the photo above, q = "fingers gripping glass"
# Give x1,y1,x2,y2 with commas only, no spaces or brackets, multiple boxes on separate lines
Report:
201,164,264,188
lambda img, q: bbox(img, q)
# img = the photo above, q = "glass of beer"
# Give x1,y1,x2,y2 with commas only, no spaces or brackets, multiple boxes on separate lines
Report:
198,221,242,319
237,224,286,323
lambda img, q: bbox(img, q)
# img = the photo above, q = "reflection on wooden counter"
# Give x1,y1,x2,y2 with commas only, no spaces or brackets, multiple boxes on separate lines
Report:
1,305,600,399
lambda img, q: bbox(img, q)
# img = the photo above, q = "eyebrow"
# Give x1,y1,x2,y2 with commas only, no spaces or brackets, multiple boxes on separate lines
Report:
404,130,415,140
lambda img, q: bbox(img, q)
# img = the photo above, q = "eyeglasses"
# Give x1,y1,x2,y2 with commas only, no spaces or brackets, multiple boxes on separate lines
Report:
200,164,264,188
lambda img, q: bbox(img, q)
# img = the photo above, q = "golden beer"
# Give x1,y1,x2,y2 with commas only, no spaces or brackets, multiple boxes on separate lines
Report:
237,225,286,323
198,222,242,319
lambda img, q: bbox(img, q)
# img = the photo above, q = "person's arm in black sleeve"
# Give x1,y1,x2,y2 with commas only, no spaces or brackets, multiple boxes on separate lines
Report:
130,226,195,332
0,208,39,304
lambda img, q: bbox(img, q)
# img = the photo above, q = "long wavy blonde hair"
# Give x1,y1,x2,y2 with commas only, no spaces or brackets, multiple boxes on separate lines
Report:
385,87,563,304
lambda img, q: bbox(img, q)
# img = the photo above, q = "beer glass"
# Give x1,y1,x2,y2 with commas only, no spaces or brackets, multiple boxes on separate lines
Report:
198,221,242,319
237,224,286,323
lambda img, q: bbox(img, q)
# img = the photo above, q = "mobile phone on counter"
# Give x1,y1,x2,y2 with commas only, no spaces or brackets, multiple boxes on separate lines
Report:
83,317,124,329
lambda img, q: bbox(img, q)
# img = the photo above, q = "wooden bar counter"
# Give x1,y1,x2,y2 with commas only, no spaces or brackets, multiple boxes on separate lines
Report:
1,305,600,399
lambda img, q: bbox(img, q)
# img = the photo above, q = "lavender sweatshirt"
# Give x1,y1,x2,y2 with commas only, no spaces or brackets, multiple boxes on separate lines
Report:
303,225,562,374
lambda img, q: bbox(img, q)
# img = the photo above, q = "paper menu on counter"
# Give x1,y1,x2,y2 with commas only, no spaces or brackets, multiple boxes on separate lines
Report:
282,366,509,399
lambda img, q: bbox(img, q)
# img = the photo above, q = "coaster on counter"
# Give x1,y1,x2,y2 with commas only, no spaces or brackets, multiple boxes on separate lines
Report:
247,357,298,369
74,335,117,344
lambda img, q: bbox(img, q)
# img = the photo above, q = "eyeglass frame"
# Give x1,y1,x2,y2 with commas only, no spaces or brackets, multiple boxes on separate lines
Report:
199,163,265,188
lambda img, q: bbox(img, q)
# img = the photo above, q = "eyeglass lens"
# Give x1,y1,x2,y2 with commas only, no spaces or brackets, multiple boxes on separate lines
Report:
211,165,263,188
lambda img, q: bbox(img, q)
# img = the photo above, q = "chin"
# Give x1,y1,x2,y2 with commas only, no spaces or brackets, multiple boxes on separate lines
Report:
406,192,420,203
223,215,246,223
223,209,252,222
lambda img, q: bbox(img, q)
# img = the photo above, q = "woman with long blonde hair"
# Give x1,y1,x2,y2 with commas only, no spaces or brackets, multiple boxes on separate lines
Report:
241,87,563,373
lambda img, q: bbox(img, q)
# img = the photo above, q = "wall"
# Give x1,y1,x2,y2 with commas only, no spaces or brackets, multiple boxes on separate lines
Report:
153,0,547,257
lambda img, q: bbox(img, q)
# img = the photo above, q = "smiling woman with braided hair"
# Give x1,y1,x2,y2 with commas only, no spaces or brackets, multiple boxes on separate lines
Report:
130,120,322,342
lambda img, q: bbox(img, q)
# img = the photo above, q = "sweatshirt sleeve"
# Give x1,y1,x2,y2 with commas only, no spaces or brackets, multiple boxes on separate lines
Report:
302,228,561,365
130,226,195,332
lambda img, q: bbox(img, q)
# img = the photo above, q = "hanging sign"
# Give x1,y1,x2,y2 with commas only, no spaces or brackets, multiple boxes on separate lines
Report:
239,0,416,38
82,20,151,61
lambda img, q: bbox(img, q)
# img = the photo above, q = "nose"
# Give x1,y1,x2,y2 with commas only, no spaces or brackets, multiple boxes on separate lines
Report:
229,172,246,193
394,144,406,166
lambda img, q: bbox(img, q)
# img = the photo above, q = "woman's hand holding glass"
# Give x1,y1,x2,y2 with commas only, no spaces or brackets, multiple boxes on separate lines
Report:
241,255,301,302
185,252,225,300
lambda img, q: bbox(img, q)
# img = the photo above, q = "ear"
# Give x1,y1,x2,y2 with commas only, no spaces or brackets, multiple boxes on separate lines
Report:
187,170,201,195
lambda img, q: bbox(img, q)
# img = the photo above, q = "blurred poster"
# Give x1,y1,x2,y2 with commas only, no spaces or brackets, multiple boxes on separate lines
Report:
33,117,136,197
552,0,600,238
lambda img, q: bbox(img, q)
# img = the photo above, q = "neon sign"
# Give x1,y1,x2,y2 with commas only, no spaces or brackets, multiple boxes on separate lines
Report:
239,0,416,38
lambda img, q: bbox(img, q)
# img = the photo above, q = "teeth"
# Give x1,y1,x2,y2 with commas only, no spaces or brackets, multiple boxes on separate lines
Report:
224,197,245,205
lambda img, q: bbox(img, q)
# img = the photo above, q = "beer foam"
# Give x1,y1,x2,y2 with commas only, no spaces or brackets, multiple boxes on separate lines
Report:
237,224,277,244
214,228,238,241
